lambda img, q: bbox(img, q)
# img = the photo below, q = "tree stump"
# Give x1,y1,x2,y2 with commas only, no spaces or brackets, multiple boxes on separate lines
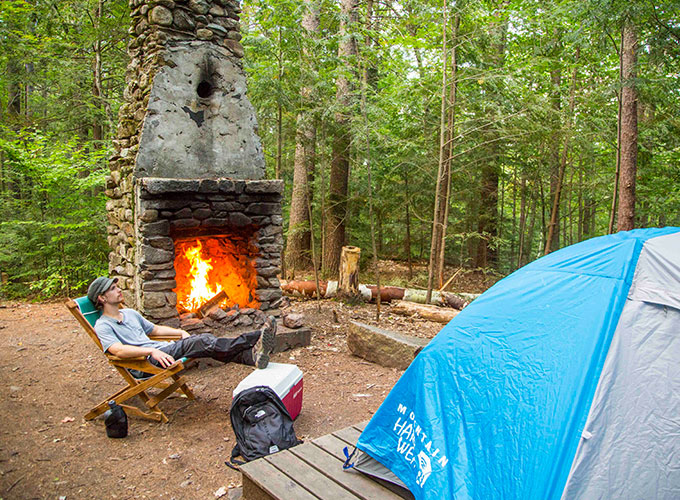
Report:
338,246,361,298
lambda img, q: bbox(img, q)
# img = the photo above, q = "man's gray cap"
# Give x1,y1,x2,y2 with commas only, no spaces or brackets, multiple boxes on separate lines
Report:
87,277,118,304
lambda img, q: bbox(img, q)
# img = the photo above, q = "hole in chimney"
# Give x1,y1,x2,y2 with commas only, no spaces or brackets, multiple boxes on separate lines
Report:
197,80,213,98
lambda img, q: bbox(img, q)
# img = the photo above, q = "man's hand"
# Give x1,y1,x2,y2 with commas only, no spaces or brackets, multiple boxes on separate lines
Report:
150,348,176,368
180,330,190,339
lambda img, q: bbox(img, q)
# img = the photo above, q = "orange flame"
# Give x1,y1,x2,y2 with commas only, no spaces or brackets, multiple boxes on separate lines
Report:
173,236,260,313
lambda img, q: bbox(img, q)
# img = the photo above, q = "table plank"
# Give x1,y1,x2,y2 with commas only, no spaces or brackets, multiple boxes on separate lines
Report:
241,457,317,500
290,442,402,500
333,425,363,445
313,433,357,462
354,420,369,432
265,449,361,500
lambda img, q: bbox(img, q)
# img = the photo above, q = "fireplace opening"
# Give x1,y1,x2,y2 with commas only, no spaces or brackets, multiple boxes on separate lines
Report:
173,231,260,314
196,80,213,98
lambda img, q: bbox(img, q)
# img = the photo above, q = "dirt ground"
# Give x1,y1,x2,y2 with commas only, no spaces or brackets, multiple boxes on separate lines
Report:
0,269,498,500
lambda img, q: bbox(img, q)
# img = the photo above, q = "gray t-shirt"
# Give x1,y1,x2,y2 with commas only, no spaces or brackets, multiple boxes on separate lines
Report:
94,309,166,353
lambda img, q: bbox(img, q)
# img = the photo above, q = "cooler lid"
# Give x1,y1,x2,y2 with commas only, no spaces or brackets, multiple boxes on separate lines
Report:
232,362,303,399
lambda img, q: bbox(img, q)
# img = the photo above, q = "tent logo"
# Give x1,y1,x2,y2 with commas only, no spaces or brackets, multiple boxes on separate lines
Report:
416,451,432,486
393,403,448,488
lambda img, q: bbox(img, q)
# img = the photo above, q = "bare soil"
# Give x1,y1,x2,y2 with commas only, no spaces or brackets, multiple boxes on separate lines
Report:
0,269,498,500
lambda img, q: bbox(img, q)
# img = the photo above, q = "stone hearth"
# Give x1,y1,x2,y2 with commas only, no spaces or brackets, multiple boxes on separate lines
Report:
134,178,283,329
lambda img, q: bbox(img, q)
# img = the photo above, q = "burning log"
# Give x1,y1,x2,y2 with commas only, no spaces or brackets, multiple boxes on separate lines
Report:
196,290,228,318
280,280,471,310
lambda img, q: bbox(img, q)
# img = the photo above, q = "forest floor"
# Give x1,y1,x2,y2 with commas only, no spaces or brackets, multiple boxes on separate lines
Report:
0,265,500,500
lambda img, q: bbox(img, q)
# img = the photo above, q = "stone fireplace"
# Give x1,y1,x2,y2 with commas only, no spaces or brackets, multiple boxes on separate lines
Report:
105,0,283,332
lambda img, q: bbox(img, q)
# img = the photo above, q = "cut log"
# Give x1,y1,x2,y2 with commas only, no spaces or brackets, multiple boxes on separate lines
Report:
280,280,472,310
391,300,459,324
338,246,361,297
347,321,429,369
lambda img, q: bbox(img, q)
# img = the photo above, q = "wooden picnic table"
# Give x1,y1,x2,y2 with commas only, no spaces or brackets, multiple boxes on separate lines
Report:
240,421,411,500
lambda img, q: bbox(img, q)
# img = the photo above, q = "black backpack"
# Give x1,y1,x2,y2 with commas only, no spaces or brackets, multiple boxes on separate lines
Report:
227,386,302,468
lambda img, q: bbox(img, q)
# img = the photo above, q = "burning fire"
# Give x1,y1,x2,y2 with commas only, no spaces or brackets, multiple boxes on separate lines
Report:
173,236,260,313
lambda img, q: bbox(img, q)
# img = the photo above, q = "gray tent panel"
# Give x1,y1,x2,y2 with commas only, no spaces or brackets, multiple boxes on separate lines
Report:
562,232,680,499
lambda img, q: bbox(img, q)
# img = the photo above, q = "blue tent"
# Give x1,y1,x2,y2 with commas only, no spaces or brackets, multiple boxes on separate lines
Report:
355,228,680,499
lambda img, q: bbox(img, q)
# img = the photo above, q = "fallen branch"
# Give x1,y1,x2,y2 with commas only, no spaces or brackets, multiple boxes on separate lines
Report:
280,280,472,310
391,300,459,324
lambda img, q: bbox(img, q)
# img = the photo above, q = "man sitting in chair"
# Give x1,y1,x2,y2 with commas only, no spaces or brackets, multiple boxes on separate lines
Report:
87,276,276,373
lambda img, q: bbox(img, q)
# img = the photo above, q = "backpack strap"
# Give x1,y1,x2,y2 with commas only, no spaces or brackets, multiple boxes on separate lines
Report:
225,444,246,470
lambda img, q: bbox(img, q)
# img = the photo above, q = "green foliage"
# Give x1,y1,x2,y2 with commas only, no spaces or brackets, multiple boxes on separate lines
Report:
0,128,109,298
1,0,679,299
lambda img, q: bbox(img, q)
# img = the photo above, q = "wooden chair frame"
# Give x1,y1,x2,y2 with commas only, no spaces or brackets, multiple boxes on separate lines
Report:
66,297,195,423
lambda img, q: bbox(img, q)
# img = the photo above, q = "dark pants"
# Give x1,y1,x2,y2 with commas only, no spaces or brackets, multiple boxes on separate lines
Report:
158,331,260,366
134,331,261,377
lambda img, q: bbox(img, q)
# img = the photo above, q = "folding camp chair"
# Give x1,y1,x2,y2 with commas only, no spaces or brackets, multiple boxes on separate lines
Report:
66,296,195,423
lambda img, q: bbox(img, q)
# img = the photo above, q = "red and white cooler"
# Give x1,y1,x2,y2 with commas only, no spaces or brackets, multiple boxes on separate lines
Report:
232,363,303,420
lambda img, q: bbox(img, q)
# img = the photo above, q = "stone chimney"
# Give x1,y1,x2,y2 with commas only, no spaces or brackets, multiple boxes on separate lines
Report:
106,0,281,324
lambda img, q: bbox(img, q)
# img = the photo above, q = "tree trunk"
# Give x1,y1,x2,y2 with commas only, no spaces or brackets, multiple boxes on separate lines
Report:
608,30,625,234
427,3,459,302
404,166,413,280
7,58,22,120
275,26,283,180
546,65,562,252
617,19,638,231
426,0,447,301
92,0,104,146
517,174,527,268
323,0,358,277
285,0,319,275
437,11,460,285
545,47,579,255
474,3,507,268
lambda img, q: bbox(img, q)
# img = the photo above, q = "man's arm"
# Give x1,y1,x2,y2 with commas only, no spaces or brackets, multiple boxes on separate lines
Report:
106,342,177,368
152,324,190,339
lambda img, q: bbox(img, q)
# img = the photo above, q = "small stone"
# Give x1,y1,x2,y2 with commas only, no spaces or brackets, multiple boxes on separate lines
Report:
140,245,174,265
149,6,173,26
206,23,228,36
231,213,254,229
197,28,214,40
171,218,201,229
173,9,195,30
208,307,228,321
180,318,205,331
193,208,212,220
142,292,167,309
209,5,225,16
215,16,238,30
142,279,177,291
237,315,253,327
283,313,304,329
223,39,244,58
147,236,174,251
189,0,209,14
139,209,158,222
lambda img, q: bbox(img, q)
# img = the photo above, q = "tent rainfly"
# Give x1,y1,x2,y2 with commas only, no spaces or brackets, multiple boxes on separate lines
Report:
350,227,680,500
